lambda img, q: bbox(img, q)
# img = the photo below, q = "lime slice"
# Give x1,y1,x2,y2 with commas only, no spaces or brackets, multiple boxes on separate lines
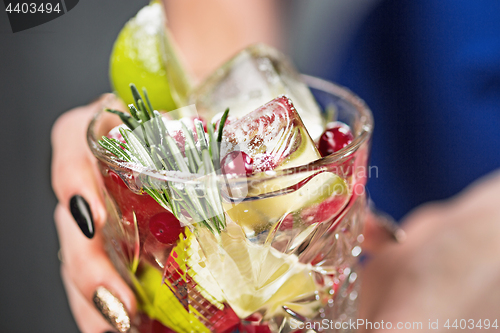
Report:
194,224,318,319
110,2,191,111
224,171,348,232
133,226,321,326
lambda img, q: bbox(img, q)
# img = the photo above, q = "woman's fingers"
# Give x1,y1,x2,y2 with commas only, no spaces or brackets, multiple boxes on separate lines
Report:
358,173,500,331
51,95,133,332
56,204,136,332
51,94,122,237
61,265,118,333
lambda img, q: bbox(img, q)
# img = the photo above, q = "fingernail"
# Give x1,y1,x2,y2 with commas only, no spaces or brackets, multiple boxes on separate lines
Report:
69,195,95,239
93,286,131,333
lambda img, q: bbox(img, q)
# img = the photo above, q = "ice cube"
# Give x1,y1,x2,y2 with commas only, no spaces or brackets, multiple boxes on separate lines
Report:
190,44,324,140
220,95,320,174
191,97,348,319
219,96,337,232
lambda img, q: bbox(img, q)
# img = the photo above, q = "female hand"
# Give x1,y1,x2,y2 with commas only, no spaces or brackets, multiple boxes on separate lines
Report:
359,171,500,332
51,94,136,333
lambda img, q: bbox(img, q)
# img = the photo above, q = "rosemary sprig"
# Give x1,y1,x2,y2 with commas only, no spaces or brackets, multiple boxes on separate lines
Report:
217,108,230,142
99,84,228,234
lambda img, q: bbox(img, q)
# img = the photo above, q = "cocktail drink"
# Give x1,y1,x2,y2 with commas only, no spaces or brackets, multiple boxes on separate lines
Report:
88,76,373,333
87,3,374,332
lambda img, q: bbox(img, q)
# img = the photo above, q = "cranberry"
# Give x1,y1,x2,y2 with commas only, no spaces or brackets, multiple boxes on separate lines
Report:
149,212,183,245
318,122,354,157
221,151,254,176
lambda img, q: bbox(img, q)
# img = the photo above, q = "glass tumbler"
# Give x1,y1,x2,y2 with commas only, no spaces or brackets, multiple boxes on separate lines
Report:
87,76,375,333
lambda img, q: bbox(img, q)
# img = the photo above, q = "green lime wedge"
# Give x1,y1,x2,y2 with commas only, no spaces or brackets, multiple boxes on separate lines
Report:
110,2,191,111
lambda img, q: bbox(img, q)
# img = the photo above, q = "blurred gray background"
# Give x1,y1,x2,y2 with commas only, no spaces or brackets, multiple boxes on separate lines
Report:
0,1,148,331
0,1,371,331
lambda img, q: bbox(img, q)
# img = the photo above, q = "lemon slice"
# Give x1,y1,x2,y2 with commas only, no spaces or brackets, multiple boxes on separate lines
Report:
110,2,191,111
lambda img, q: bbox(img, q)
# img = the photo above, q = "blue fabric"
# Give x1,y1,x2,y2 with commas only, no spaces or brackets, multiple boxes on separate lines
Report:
331,0,500,220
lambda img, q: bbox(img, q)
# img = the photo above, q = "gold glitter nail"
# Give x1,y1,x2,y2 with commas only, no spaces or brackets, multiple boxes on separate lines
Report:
93,286,131,333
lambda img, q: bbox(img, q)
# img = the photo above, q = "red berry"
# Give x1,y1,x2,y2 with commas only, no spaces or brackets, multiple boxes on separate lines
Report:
149,212,183,245
318,122,354,157
221,151,254,176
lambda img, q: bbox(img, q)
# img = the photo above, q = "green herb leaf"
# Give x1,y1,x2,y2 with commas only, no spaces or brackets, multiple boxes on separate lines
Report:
99,85,230,235
217,108,230,143
207,124,220,172
106,109,140,131
142,88,155,115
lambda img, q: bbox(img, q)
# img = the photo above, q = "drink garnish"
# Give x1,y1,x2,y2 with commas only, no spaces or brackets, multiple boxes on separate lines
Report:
99,84,230,235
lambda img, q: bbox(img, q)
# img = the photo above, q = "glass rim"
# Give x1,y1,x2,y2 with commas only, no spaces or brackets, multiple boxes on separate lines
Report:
87,75,373,186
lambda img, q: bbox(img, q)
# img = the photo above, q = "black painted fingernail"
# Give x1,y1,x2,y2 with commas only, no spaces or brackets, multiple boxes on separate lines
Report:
69,195,95,239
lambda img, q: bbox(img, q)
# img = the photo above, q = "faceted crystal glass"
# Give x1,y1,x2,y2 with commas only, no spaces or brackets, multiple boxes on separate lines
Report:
87,76,373,333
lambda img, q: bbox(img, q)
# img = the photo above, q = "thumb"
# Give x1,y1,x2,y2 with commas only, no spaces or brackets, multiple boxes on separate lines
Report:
362,205,406,254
